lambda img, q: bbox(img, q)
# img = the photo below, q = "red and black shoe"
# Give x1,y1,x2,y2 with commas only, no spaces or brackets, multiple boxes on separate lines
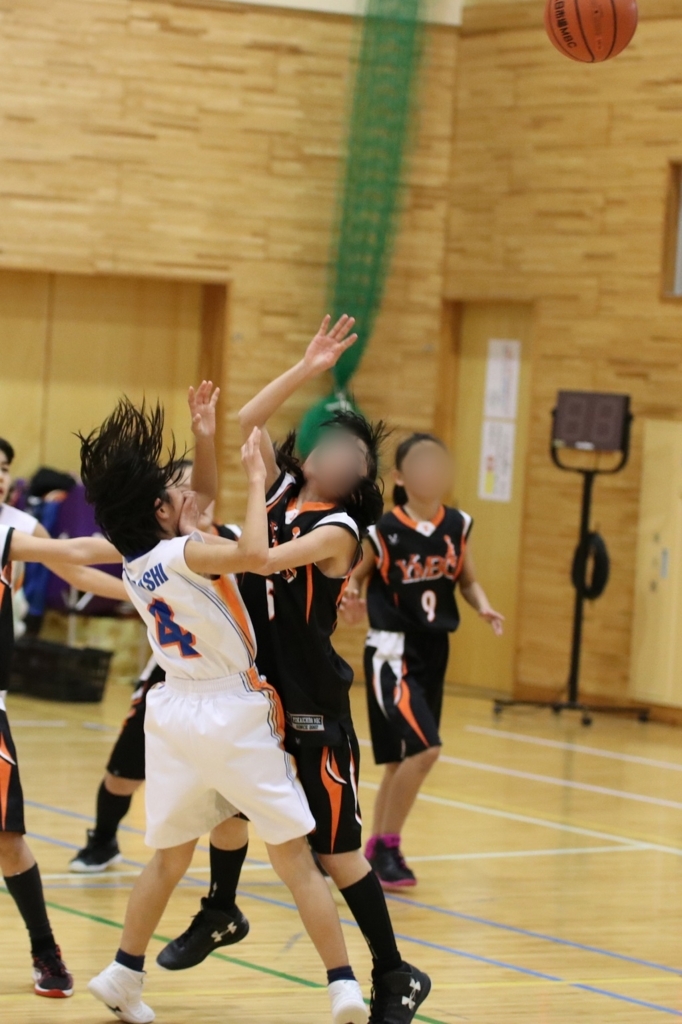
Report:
32,946,74,998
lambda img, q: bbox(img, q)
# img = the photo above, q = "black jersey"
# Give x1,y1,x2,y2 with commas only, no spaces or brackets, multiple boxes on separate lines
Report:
239,471,361,748
366,505,473,634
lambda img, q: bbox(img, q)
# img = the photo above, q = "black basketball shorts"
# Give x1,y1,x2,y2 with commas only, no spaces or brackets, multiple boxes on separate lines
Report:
106,662,166,781
364,629,449,764
0,705,26,834
293,725,363,855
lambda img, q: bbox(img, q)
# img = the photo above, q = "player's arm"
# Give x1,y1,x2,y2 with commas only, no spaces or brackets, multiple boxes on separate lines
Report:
8,530,122,568
29,521,127,602
339,537,376,625
458,548,504,636
188,380,220,513
255,524,357,579
183,428,269,576
237,314,358,492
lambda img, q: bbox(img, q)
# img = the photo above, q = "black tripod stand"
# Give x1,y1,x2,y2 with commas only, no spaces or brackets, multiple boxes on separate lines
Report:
494,405,649,727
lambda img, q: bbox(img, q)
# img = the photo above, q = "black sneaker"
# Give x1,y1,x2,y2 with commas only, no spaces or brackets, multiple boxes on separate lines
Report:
370,839,417,890
32,946,74,998
156,898,250,970
369,963,431,1024
69,830,122,873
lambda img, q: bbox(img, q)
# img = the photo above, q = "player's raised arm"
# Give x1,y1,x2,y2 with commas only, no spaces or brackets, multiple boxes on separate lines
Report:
183,428,269,577
188,380,220,513
8,530,121,567
255,523,358,580
237,314,358,492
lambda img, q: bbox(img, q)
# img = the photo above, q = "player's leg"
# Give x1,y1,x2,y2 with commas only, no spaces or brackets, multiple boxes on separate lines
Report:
70,671,157,872
364,634,447,887
156,815,250,970
0,709,73,997
307,732,431,1024
88,839,197,1024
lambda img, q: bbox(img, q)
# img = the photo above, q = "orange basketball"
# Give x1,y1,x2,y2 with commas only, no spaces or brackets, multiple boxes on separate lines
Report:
544,0,638,62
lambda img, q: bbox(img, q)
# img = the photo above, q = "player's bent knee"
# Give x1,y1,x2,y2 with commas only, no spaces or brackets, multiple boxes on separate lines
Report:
0,832,33,875
412,745,441,771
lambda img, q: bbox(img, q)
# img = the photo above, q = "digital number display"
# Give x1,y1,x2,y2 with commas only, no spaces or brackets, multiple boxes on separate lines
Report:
553,392,630,452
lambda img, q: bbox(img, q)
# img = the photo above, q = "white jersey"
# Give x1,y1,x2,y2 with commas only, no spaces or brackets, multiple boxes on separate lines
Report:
123,533,256,681
0,509,38,705
0,504,39,536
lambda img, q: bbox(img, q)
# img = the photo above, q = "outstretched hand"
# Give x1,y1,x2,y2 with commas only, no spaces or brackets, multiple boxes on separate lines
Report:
480,607,505,636
303,314,358,377
189,381,220,439
241,427,267,483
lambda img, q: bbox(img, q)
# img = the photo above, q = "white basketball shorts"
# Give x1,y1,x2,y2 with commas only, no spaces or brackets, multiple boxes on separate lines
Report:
144,667,315,849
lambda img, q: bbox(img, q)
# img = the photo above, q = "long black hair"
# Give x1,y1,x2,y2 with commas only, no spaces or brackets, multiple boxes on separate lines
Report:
276,410,387,531
78,398,186,558
393,432,448,506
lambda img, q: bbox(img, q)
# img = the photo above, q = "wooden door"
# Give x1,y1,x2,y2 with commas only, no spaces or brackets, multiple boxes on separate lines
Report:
440,301,534,694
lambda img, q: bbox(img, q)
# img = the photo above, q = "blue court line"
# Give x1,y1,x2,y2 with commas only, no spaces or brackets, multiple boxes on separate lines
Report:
26,798,682,978
24,798,269,866
386,894,682,976
24,829,682,1017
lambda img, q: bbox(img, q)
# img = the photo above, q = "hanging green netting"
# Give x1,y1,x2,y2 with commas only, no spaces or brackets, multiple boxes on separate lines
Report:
299,0,425,451
298,393,361,459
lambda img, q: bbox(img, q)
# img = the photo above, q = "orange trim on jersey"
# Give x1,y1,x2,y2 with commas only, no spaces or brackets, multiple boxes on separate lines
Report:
0,734,15,830
392,504,446,531
212,575,256,661
245,667,286,744
320,747,344,853
286,497,336,516
377,530,391,585
394,662,430,747
305,563,314,623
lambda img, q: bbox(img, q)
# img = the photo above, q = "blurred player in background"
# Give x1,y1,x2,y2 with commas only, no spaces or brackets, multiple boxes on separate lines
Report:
342,433,504,888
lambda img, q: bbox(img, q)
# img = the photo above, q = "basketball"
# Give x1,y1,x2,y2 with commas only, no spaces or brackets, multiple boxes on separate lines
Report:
544,0,638,62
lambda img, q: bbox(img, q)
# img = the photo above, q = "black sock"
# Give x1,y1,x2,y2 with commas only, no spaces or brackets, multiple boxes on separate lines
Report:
327,965,356,984
4,863,56,956
115,949,145,973
340,870,402,978
94,781,132,842
205,842,248,912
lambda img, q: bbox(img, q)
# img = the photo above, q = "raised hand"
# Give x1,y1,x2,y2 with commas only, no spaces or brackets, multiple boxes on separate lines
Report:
241,427,267,483
189,381,220,439
303,314,358,377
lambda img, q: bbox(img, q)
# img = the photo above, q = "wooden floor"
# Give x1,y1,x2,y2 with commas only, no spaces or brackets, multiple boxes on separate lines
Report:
2,679,681,1023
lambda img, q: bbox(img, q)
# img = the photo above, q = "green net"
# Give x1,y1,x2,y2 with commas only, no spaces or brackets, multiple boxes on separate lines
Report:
331,0,424,393
298,0,424,453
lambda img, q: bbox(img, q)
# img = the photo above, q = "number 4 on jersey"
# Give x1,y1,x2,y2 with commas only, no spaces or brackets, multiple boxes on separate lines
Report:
149,598,200,659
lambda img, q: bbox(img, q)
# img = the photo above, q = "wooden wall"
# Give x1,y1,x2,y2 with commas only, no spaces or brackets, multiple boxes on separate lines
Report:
446,4,682,703
0,0,458,514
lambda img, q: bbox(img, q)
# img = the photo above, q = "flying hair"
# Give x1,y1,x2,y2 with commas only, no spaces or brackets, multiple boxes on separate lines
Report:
78,397,187,558
275,410,388,531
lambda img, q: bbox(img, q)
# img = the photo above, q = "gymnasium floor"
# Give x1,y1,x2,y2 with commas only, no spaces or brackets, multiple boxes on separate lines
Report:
2,680,681,1024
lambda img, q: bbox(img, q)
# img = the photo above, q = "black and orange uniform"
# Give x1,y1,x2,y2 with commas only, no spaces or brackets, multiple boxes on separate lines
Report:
0,513,41,835
239,470,363,854
107,523,241,781
364,504,473,764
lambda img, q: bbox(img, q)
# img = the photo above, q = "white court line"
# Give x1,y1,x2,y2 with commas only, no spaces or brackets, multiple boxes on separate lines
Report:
358,737,682,813
408,844,649,863
466,725,682,773
357,780,682,856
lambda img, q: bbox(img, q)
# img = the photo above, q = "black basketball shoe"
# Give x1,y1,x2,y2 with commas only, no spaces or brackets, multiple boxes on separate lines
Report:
69,830,122,873
369,962,431,1024
157,899,250,970
369,839,417,890
32,946,74,998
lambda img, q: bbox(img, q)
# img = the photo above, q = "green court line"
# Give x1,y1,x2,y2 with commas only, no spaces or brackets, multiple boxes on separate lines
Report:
1,889,446,1024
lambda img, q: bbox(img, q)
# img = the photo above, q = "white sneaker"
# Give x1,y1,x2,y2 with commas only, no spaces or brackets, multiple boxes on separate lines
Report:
328,978,368,1024
87,962,155,1024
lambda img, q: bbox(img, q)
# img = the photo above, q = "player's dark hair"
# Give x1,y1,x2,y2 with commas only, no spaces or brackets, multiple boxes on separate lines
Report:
275,410,387,531
393,432,448,506
0,437,15,465
78,397,186,558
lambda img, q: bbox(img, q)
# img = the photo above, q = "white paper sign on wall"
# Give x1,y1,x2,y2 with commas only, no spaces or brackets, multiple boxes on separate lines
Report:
478,339,521,503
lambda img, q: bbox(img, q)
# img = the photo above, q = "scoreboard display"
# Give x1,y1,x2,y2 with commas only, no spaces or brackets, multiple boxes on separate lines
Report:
553,391,631,453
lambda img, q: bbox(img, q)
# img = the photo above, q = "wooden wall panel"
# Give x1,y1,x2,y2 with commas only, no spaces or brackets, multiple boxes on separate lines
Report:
446,15,682,702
